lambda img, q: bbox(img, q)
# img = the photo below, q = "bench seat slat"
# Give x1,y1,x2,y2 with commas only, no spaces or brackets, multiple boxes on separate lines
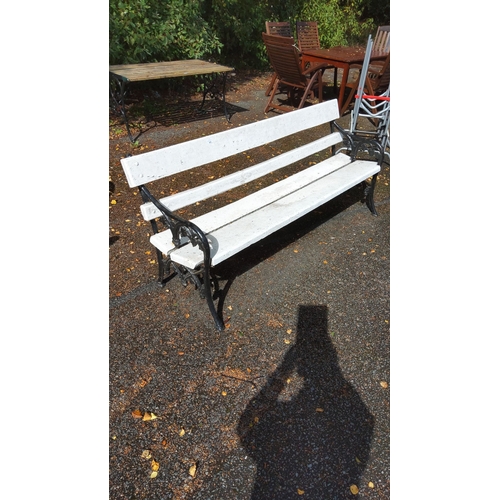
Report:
140,132,343,219
150,157,380,268
120,100,340,188
149,152,352,256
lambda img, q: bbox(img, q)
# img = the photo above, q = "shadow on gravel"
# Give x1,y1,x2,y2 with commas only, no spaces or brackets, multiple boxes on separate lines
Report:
113,100,249,142
238,304,375,499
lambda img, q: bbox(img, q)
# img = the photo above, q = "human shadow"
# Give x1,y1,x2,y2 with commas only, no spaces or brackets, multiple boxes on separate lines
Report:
238,305,374,499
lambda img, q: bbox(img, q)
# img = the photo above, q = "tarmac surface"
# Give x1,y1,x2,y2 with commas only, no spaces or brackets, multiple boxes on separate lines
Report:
109,68,390,499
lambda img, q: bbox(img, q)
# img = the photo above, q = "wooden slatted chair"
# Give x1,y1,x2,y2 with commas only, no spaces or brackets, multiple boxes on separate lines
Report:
296,21,337,85
296,21,321,51
265,21,293,38
262,32,328,113
264,21,294,96
372,25,390,54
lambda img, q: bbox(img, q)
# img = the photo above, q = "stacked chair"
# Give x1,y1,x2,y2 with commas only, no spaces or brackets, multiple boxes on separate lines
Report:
338,35,390,159
340,24,390,116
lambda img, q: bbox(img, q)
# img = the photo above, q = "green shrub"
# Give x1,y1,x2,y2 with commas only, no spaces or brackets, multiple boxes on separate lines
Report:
109,0,388,69
109,0,223,64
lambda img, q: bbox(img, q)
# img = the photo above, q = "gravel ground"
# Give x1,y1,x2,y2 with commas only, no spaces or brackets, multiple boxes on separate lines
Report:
109,68,390,499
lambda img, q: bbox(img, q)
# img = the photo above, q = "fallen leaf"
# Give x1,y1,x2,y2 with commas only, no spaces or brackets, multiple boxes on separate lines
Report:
151,460,160,471
150,412,158,420
380,381,388,388
189,464,197,477
141,450,152,459
179,429,185,437
110,200,117,205
132,409,143,419
286,329,292,334
297,489,305,495
355,457,362,464
316,407,324,412
143,412,152,421
368,482,374,488
284,339,291,344
350,484,359,494
150,471,158,479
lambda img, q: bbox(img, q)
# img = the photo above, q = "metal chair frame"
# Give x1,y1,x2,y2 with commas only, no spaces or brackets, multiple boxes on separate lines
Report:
337,36,390,160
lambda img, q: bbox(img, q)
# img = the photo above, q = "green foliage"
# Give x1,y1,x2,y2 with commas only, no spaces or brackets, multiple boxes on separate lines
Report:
299,0,376,47
109,0,223,64
109,0,388,68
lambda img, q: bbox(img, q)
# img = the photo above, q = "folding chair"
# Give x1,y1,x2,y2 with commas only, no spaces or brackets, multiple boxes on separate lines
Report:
262,32,328,113
337,36,390,160
264,21,295,96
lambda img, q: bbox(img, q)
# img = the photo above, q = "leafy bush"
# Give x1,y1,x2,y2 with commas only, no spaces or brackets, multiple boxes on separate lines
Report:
299,0,376,47
109,0,222,64
109,0,388,69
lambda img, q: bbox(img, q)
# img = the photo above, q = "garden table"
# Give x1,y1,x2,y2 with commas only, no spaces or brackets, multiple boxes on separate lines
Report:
301,47,386,113
109,60,234,142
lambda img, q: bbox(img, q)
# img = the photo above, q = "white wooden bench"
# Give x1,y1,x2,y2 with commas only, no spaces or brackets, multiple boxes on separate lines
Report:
120,99,384,330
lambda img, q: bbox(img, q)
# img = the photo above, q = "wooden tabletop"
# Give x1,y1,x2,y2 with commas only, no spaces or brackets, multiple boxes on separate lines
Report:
109,60,235,82
302,46,386,65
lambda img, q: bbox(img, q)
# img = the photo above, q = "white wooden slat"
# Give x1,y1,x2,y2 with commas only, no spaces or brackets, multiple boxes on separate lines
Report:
140,132,343,220
150,158,379,268
150,152,352,251
169,160,380,268
120,100,340,188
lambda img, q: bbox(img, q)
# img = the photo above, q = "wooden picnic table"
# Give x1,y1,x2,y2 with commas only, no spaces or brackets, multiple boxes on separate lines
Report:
109,60,234,142
301,47,386,113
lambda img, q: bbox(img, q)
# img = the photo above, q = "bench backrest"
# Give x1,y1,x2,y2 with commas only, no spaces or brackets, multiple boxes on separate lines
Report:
121,99,342,221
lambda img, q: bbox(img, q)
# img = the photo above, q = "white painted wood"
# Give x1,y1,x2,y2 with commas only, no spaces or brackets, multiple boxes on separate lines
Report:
150,152,351,252
150,158,380,269
121,100,340,188
140,132,343,220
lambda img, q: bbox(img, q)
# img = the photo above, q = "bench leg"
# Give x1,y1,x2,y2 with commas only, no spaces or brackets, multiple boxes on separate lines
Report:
156,248,167,285
168,261,225,331
199,72,231,122
109,75,139,143
365,173,378,216
202,267,225,331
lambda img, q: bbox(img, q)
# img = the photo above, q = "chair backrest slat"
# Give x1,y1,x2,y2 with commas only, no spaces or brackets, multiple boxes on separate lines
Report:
296,21,321,51
265,21,292,38
262,32,305,86
372,25,390,54
120,99,340,188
